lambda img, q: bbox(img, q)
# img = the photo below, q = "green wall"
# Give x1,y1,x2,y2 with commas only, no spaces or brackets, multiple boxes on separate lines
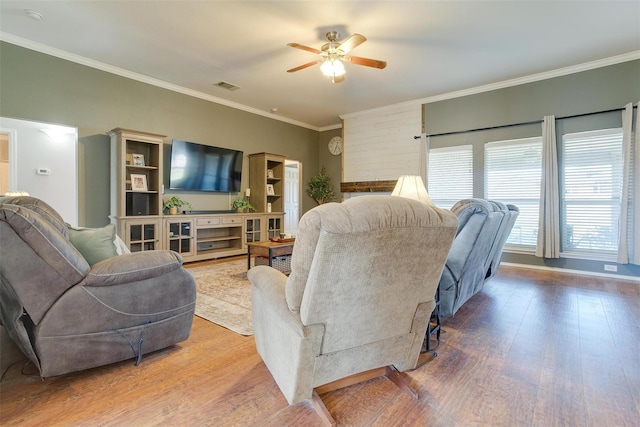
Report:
423,60,640,278
316,127,343,204
0,42,326,226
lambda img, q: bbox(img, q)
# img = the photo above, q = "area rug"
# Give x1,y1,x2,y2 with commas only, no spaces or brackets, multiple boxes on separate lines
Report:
187,259,253,336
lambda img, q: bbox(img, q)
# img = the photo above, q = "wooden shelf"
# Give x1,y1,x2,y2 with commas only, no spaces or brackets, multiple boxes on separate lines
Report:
197,236,242,244
249,153,286,213
340,180,397,193
110,128,166,253
126,165,158,170
110,128,165,218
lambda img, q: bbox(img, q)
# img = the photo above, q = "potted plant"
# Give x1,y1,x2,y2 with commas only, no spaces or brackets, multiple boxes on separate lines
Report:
306,166,335,205
163,196,192,215
232,197,256,213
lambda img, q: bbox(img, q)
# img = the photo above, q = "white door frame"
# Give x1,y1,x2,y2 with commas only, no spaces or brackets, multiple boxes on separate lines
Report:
0,127,18,191
284,159,300,235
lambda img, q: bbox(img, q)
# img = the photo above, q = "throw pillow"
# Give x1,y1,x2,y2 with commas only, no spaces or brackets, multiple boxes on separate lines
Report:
66,223,118,266
113,234,131,255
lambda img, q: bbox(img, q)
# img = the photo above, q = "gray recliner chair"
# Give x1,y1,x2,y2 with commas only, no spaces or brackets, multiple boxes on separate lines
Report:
484,201,519,282
439,199,516,317
248,195,458,424
0,196,196,378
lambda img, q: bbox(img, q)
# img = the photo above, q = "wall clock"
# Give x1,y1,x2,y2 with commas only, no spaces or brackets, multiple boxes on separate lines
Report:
328,136,343,155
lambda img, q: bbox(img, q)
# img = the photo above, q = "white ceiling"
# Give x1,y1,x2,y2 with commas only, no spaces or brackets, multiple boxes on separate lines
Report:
1,1,639,130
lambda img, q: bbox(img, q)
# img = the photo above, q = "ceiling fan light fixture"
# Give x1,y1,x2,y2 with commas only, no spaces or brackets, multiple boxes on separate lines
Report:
287,31,384,83
320,59,345,78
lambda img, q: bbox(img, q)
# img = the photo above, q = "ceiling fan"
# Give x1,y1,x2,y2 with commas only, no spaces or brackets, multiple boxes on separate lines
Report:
287,31,387,83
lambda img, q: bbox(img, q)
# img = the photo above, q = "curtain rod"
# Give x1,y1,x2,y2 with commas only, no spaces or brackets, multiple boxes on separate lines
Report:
414,104,638,140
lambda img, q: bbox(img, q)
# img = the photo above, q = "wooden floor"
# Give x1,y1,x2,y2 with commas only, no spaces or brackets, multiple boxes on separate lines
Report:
1,264,639,426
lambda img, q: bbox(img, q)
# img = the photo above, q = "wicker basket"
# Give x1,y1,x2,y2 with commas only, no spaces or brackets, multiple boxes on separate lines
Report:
255,255,291,273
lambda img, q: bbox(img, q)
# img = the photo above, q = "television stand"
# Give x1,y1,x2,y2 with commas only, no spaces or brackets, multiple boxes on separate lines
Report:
188,209,236,215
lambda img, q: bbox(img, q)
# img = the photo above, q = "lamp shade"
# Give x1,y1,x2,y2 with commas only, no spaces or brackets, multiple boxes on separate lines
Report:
391,175,433,205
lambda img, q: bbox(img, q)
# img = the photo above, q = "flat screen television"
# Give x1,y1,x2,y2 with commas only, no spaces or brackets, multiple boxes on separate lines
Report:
169,139,243,192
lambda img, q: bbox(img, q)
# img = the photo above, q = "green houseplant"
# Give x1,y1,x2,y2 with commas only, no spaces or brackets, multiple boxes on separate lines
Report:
232,197,256,213
306,166,335,205
163,196,192,215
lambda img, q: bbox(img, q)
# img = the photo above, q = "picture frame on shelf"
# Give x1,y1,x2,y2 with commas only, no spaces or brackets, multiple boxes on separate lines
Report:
267,169,274,178
266,184,275,196
132,154,145,166
130,174,148,192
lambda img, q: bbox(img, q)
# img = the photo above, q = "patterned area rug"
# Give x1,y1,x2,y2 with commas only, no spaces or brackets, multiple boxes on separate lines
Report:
187,259,253,336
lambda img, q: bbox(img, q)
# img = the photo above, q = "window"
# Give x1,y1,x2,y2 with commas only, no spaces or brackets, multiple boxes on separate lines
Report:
485,137,542,249
428,145,473,209
561,128,623,256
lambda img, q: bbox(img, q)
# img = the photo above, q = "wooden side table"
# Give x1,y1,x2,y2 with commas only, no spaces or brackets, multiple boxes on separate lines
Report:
247,241,294,274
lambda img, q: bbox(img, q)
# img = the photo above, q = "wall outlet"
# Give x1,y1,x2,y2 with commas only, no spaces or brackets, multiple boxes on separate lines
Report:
604,264,618,272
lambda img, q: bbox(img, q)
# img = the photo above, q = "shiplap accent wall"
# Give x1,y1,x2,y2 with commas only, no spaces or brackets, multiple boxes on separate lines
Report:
341,103,422,183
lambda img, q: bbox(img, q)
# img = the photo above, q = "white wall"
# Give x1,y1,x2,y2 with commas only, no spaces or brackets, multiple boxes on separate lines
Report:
0,117,78,225
340,102,422,182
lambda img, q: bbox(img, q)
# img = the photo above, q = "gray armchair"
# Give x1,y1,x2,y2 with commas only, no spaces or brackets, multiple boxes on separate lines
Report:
485,201,519,282
438,199,518,317
248,195,457,424
0,196,196,378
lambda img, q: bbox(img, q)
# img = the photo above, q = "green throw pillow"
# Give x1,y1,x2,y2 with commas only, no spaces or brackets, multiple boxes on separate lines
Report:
67,223,118,266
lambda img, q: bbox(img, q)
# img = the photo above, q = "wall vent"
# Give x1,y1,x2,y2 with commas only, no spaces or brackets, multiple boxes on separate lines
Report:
215,81,241,91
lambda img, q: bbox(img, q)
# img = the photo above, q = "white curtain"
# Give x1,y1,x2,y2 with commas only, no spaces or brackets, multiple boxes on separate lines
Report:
420,133,428,188
617,102,639,265
635,104,640,265
536,115,560,258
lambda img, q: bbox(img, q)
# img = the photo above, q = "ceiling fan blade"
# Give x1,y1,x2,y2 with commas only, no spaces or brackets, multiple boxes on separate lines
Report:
348,55,387,69
287,60,318,73
287,43,321,55
337,33,367,54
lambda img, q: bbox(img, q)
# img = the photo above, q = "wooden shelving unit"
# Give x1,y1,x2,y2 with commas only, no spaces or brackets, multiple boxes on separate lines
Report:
165,218,194,257
245,215,263,243
109,133,287,258
267,215,283,239
124,219,162,252
192,215,244,261
249,152,285,213
109,128,165,252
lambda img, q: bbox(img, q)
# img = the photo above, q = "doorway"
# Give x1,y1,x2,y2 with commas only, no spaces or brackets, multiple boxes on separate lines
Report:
0,117,78,225
284,160,300,235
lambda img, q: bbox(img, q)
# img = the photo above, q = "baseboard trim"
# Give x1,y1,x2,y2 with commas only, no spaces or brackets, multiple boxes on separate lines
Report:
500,262,640,283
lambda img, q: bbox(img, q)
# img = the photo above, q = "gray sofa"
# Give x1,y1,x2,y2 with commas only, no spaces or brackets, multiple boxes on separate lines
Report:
439,199,519,317
248,195,458,414
0,196,196,377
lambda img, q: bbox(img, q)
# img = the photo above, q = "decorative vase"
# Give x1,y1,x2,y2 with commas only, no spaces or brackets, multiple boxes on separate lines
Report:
169,206,178,215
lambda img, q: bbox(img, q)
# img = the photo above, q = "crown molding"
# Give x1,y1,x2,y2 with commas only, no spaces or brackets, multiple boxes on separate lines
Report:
340,98,424,121
417,51,640,105
341,51,640,120
318,123,343,132
3,31,638,132
0,32,320,131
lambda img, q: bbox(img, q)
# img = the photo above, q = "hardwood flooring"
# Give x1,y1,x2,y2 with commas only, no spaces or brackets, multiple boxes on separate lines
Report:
1,264,638,426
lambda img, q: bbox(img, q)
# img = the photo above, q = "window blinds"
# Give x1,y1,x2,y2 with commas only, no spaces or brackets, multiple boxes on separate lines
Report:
561,128,623,255
428,145,473,209
485,137,542,248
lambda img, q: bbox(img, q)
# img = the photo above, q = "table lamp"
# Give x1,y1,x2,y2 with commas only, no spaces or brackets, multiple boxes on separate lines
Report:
391,175,433,205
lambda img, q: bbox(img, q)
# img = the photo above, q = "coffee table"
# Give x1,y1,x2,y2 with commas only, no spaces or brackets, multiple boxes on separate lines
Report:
247,240,295,274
